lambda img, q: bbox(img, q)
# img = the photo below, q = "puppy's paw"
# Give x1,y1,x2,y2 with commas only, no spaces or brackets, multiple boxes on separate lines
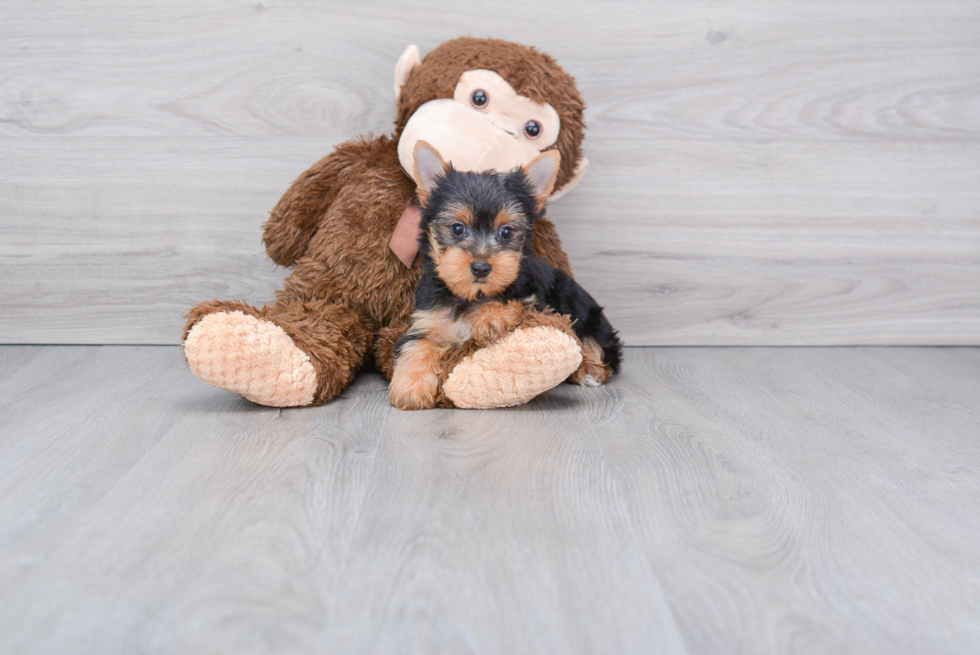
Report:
467,300,527,345
568,338,614,387
389,339,442,410
568,365,612,387
389,385,438,410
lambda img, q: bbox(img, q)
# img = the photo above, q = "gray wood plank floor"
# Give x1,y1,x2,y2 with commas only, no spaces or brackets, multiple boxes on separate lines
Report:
1,345,978,654
2,2,979,345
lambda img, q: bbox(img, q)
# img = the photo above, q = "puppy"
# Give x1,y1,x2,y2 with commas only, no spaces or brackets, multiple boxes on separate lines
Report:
389,141,622,410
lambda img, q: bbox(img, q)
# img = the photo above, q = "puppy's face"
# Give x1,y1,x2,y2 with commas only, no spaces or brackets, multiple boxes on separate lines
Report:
412,141,561,301
426,195,529,300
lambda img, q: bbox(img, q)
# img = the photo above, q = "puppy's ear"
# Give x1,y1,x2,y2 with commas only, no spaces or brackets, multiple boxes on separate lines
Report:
413,140,449,201
522,150,561,211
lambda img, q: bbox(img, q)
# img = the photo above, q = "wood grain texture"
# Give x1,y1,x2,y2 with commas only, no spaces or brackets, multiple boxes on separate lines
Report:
1,345,978,653
2,2,978,141
1,1,979,345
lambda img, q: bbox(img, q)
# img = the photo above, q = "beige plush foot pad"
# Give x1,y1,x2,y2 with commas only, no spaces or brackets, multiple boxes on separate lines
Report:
443,326,583,409
183,310,317,407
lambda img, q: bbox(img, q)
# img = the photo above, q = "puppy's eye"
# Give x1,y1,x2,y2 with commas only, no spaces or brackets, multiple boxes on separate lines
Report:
523,120,541,139
450,222,466,237
498,225,515,240
471,90,488,108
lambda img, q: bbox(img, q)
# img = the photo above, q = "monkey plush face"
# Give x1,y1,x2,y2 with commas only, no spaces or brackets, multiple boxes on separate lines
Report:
393,38,588,201
397,69,561,187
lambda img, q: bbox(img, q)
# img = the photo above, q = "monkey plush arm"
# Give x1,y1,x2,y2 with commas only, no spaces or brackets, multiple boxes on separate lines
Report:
262,138,372,266
530,216,574,277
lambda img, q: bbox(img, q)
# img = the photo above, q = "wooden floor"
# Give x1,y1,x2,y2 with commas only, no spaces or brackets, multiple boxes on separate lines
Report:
1,346,978,653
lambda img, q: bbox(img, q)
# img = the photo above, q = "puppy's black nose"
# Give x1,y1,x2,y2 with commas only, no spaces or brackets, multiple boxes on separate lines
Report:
470,260,492,278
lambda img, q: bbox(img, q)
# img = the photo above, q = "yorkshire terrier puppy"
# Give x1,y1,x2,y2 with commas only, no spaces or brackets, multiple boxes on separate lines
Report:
389,141,622,410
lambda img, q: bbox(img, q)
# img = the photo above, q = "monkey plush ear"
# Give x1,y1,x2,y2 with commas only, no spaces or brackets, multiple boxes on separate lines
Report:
548,156,588,202
522,150,562,211
394,44,422,101
413,140,449,199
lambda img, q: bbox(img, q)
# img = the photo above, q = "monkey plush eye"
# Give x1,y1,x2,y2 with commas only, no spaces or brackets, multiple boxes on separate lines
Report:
450,222,466,237
523,120,541,139
470,90,488,108
498,225,514,240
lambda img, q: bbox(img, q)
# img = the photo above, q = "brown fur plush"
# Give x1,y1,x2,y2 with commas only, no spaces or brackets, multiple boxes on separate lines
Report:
183,38,587,407
433,308,580,408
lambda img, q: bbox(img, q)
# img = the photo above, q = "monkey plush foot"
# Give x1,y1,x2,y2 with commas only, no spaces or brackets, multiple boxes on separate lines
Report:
183,310,317,407
443,325,582,409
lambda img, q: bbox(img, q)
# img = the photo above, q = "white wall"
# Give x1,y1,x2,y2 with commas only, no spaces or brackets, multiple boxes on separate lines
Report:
2,1,978,344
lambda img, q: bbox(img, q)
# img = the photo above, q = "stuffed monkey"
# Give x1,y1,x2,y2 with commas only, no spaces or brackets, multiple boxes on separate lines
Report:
182,38,591,408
